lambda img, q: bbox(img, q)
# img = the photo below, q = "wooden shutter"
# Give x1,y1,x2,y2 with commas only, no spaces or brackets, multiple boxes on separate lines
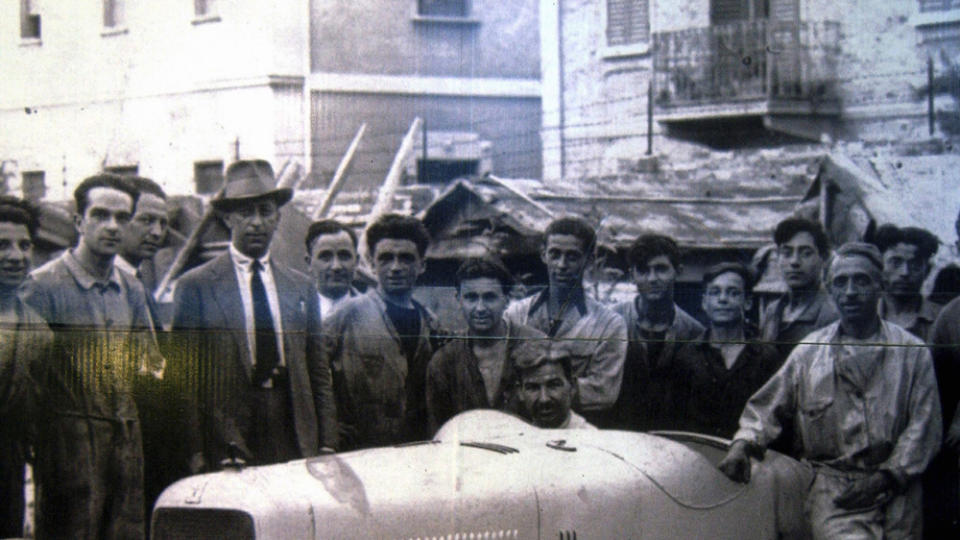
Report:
606,0,650,46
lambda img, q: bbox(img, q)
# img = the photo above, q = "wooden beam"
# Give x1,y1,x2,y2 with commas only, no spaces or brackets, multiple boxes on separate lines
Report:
486,174,555,218
153,191,222,303
274,159,297,189
313,123,367,220
358,117,423,262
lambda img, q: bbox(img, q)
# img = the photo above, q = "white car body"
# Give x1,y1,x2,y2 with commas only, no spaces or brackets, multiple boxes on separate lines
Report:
152,410,811,539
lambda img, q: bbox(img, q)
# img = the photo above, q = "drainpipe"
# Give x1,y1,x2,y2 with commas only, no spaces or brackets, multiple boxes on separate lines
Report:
557,0,566,181
302,0,313,182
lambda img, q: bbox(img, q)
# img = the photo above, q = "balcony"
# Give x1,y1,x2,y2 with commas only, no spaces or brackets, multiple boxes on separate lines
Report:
652,20,841,124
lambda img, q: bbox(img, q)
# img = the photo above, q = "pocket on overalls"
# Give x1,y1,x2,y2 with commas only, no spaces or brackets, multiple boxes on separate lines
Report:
798,398,836,457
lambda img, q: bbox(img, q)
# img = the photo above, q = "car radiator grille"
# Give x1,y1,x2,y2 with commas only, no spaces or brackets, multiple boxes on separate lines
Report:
152,508,255,540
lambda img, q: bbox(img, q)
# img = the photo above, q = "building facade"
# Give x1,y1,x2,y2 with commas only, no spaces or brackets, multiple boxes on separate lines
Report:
0,0,542,199
307,0,542,189
541,0,960,184
1,0,309,199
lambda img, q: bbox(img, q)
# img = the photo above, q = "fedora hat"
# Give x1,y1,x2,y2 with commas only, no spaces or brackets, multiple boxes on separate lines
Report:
211,159,292,211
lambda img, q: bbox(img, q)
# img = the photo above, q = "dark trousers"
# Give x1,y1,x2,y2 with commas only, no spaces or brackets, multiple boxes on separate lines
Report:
0,435,25,537
923,450,960,539
248,377,299,465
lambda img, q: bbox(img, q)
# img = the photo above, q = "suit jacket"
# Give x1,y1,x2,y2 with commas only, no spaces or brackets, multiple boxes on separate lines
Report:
323,289,442,450
170,252,336,465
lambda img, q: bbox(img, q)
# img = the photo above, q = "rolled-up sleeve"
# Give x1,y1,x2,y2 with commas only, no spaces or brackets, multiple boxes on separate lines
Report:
880,347,942,487
576,311,627,411
733,350,801,449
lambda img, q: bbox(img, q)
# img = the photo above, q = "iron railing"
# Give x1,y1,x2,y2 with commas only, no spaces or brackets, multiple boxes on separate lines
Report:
653,19,841,109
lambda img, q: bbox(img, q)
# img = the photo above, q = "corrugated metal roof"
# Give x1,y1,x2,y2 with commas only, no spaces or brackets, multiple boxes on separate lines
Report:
292,146,825,258
815,151,960,250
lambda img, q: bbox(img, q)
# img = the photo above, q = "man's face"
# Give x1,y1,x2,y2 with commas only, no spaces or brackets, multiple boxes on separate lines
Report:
76,187,133,258
828,255,883,328
702,271,747,327
541,234,587,291
121,193,168,263
308,230,357,299
458,277,509,335
520,361,574,429
881,242,927,298
777,231,824,291
0,222,32,290
372,238,425,297
632,254,678,303
223,199,279,259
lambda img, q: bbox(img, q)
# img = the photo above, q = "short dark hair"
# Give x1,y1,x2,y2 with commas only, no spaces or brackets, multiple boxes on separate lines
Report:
305,219,358,255
627,233,681,269
544,216,596,254
456,256,515,295
125,176,166,201
512,339,574,383
834,242,883,273
702,261,755,290
871,224,939,261
774,218,830,258
365,213,431,258
74,174,138,216
0,195,38,237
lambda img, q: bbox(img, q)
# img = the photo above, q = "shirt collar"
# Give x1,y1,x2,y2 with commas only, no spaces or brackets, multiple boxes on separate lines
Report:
527,285,589,317
784,288,831,323
62,249,123,291
114,255,139,278
877,296,941,324
229,243,271,272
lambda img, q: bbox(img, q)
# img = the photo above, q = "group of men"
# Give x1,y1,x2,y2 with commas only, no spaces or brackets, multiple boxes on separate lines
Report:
0,157,958,538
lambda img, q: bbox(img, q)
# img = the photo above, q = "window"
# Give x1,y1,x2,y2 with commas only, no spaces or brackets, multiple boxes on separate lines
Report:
920,0,960,12
22,171,46,202
606,0,650,47
194,161,224,195
104,165,138,176
711,0,770,24
103,0,126,29
417,0,470,18
20,0,41,40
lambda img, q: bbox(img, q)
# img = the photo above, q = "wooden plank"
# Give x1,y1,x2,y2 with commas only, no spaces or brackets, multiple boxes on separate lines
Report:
313,123,367,221
153,195,220,303
358,117,422,262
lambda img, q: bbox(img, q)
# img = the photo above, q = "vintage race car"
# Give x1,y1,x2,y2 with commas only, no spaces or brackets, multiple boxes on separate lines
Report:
152,410,812,539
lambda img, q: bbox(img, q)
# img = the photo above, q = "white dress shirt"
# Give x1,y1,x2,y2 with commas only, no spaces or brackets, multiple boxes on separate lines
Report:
229,244,286,369
318,289,355,320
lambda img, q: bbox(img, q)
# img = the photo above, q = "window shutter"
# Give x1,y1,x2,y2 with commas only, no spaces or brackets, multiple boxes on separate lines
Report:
606,0,650,47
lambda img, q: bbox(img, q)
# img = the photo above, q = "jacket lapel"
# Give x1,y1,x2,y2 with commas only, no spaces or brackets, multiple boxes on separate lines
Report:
272,263,308,358
208,254,253,376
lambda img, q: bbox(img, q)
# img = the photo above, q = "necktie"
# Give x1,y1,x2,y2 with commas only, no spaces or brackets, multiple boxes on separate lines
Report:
250,260,279,386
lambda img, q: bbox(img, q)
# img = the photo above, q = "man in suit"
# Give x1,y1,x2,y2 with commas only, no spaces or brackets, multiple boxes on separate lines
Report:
305,219,360,319
116,176,173,529
171,160,336,470
117,176,168,299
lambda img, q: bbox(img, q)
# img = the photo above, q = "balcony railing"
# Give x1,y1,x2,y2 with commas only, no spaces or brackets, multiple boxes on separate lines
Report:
653,20,841,111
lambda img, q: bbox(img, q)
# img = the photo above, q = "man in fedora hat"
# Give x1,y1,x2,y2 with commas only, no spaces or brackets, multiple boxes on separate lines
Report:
170,159,337,470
